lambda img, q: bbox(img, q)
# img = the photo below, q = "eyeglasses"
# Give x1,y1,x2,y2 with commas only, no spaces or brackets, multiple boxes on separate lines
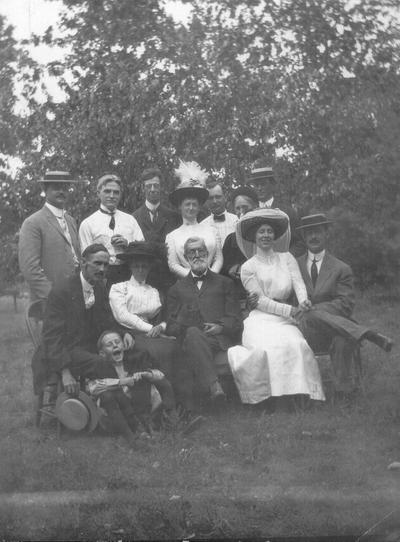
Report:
186,249,208,258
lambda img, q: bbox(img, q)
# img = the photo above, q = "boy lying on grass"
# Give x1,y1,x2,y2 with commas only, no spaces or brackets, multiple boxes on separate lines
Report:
87,330,201,447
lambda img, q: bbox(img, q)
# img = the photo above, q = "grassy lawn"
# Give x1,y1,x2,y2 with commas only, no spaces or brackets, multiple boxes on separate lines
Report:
0,291,400,540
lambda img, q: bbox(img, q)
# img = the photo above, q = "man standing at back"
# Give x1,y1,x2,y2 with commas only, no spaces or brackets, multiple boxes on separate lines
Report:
133,167,181,244
19,170,81,301
79,173,144,286
201,181,237,248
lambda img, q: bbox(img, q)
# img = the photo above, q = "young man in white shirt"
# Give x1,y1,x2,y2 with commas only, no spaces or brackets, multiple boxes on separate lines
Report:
201,181,238,247
19,170,81,301
79,173,144,286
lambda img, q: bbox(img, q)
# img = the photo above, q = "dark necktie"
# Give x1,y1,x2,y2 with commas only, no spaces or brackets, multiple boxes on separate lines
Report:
311,258,318,287
193,273,207,283
99,207,116,230
148,208,158,223
213,213,225,222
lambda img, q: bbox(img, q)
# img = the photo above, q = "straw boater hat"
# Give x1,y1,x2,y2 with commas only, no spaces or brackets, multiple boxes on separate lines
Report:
297,213,333,231
245,165,275,185
117,241,159,261
169,159,209,206
39,170,80,183
239,208,289,242
55,391,99,432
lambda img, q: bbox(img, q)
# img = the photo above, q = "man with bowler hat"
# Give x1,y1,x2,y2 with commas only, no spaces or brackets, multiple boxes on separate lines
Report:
19,170,81,302
296,213,393,397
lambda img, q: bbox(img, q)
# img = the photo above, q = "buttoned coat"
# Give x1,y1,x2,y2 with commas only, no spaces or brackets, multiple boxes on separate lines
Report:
133,203,181,244
166,270,243,350
18,205,81,301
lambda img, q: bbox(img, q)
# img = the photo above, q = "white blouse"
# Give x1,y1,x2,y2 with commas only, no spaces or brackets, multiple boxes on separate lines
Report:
109,276,164,333
165,222,223,278
241,250,308,319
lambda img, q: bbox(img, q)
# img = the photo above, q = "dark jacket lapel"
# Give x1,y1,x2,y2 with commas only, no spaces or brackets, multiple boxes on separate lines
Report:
42,205,71,245
298,254,313,293
315,252,334,293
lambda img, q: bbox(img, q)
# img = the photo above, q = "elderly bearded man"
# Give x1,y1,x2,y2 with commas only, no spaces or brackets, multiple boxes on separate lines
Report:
166,237,242,402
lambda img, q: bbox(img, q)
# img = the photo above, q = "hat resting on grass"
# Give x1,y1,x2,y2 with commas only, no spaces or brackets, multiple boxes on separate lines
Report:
55,391,99,432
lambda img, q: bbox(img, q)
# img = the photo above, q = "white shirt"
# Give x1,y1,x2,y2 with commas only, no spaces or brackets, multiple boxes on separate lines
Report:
306,250,325,276
79,207,144,264
145,201,160,212
80,271,95,309
190,270,208,289
45,202,80,265
201,211,238,247
165,221,223,278
109,276,165,333
259,197,274,209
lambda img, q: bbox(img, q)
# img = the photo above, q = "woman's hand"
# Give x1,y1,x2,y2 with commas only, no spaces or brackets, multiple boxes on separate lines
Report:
123,333,135,350
247,292,259,311
228,264,241,280
290,306,302,319
299,299,312,312
146,324,163,338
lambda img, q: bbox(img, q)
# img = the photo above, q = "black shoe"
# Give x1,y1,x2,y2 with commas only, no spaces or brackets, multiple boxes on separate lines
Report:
366,331,393,353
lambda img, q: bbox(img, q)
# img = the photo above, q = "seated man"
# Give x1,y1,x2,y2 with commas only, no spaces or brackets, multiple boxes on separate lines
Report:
32,244,134,398
87,330,178,445
166,236,243,402
296,213,393,397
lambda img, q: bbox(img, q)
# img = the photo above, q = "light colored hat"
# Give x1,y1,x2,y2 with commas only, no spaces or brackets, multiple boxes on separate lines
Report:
169,160,209,206
39,170,80,183
55,391,99,432
246,166,275,184
297,213,333,230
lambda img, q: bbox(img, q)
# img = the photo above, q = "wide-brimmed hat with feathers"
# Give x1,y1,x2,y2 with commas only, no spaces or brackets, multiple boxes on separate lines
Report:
169,160,209,206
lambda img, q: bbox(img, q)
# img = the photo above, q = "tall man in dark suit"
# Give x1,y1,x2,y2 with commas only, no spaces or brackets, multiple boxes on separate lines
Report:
19,170,81,301
33,244,134,397
296,213,393,396
166,237,242,402
245,162,305,257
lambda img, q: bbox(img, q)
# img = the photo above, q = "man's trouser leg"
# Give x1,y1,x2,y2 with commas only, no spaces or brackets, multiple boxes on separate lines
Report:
99,389,138,437
298,311,356,393
183,327,220,393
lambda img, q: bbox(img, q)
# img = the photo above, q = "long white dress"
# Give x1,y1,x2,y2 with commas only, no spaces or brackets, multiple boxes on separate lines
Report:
228,250,325,403
165,222,223,278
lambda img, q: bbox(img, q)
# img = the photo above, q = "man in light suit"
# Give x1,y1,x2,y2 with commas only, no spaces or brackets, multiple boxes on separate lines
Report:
18,170,81,301
166,237,242,402
296,213,393,396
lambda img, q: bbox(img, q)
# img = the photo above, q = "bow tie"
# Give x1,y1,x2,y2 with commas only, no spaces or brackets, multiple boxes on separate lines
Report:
213,213,225,222
193,273,207,282
99,207,116,230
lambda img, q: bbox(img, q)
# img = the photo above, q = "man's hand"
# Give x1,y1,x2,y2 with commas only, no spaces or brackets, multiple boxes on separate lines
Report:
123,333,135,350
111,234,128,248
203,323,223,335
146,324,163,338
228,264,241,280
247,292,259,311
62,369,80,396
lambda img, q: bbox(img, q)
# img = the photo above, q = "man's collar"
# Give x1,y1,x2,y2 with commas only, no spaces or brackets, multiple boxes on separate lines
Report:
45,202,65,217
190,269,208,279
80,271,94,291
213,211,226,221
100,204,117,214
145,200,160,212
308,249,325,262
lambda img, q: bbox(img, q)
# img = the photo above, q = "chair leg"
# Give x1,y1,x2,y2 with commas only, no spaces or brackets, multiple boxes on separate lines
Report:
36,393,44,427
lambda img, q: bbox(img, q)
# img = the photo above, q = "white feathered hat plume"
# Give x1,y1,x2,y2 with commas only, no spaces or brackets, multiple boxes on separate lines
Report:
174,159,209,187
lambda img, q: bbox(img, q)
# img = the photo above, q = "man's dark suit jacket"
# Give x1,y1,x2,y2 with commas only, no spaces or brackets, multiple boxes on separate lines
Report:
166,270,243,350
32,273,120,394
133,203,181,244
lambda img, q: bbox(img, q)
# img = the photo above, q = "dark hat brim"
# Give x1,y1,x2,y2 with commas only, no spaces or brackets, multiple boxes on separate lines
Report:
55,391,99,432
241,216,288,242
117,249,158,261
117,241,160,261
169,186,209,206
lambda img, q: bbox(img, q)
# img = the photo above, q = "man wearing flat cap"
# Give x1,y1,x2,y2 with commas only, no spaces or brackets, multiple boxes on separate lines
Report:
246,161,305,257
79,173,144,286
18,170,81,301
296,213,393,397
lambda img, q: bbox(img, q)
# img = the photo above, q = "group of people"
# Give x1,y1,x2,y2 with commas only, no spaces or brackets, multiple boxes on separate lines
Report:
19,162,393,445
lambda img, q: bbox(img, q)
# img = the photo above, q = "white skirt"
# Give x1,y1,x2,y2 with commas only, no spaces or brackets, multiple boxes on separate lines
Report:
228,309,325,404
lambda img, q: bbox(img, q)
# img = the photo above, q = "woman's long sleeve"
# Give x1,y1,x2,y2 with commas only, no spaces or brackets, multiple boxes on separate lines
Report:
166,232,189,277
285,253,308,304
109,283,153,332
241,261,292,318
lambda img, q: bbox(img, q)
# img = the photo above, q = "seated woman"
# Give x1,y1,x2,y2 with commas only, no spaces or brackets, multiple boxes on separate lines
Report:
109,241,194,414
166,160,223,278
228,208,325,405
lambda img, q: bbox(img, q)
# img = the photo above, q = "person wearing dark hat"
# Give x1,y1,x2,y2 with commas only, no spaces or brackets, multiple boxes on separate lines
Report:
18,170,81,301
166,236,243,403
296,213,393,397
245,163,305,257
166,160,222,278
109,241,196,415
32,243,135,400
228,208,325,405
79,173,144,287
221,186,259,301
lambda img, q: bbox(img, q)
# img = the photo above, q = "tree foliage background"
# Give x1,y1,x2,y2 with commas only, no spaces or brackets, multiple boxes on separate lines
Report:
1,0,400,289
